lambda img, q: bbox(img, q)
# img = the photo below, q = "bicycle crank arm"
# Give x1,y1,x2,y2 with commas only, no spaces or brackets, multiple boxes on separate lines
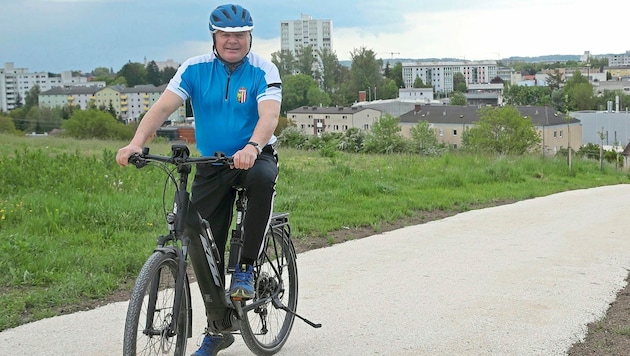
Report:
271,296,322,329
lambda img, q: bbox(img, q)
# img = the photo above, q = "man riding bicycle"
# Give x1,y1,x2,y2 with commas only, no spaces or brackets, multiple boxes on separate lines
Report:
116,4,281,355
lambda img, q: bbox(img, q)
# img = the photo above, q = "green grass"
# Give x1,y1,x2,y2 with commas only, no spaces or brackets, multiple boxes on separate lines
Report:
0,133,628,330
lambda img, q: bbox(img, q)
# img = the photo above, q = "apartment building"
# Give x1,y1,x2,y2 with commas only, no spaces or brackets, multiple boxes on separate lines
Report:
39,84,184,124
93,85,172,124
280,14,332,75
402,61,499,93
39,86,100,111
287,106,382,135
608,51,630,67
0,62,105,112
399,105,581,155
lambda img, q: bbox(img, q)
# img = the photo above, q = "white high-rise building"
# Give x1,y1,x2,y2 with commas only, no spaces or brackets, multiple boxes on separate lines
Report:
280,14,332,75
402,61,499,93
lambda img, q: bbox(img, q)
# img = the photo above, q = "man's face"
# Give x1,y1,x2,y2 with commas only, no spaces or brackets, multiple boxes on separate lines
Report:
214,30,250,62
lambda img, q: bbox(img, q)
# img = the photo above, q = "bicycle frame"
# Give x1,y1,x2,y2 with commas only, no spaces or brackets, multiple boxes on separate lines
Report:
130,143,321,343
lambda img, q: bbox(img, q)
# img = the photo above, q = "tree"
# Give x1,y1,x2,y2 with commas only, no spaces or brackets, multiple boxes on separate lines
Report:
349,47,383,102
462,106,541,155
317,48,341,94
378,78,399,100
271,50,297,79
546,69,564,91
24,85,41,109
453,72,467,93
162,66,178,84
410,120,440,154
449,92,467,106
117,62,147,87
363,114,409,153
504,84,552,106
295,45,316,77
281,74,320,113
306,87,331,107
91,67,116,85
563,72,595,111
387,62,405,89
413,75,427,88
146,60,162,86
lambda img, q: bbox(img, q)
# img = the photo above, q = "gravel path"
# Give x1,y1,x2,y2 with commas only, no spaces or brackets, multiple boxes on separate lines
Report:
2,185,630,355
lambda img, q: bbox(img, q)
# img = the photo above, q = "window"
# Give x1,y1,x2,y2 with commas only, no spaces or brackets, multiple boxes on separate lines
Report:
553,131,557,138
559,130,563,137
453,129,458,136
439,129,444,136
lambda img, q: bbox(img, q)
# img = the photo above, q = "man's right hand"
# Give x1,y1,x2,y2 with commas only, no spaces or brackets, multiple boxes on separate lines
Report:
116,145,143,167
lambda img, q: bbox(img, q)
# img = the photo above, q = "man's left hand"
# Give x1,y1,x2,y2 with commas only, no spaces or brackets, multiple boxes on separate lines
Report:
232,145,258,169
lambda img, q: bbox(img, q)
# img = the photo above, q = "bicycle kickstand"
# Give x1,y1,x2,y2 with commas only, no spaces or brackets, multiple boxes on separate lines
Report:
271,296,322,328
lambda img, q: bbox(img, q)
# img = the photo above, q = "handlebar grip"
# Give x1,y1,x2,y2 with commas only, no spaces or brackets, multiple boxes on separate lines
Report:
128,153,147,168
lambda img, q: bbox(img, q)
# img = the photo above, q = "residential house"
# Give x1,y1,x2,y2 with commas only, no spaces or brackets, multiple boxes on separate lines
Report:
287,106,382,135
399,105,581,155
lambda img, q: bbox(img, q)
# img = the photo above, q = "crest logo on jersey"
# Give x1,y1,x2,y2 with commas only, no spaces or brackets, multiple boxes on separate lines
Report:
237,87,247,103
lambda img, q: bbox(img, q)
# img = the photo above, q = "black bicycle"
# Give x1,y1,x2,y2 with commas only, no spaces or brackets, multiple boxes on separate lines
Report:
122,144,320,356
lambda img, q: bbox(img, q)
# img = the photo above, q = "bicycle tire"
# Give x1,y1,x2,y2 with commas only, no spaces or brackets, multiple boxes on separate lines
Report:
240,224,298,355
123,251,191,356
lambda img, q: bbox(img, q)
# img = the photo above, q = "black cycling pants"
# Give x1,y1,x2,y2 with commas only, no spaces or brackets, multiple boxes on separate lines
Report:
191,146,278,273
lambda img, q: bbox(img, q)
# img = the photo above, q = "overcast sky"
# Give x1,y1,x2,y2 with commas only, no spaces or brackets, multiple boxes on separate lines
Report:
1,0,627,73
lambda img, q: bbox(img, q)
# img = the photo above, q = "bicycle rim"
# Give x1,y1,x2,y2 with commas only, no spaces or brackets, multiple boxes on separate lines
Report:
123,251,190,356
240,225,298,355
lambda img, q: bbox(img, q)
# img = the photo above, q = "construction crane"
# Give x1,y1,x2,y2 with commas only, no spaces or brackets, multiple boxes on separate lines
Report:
377,52,400,59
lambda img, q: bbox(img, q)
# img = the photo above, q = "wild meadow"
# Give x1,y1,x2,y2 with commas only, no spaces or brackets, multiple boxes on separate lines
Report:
0,133,628,330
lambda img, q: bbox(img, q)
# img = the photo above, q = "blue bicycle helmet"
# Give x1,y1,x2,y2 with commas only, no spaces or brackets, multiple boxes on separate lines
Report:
209,4,254,33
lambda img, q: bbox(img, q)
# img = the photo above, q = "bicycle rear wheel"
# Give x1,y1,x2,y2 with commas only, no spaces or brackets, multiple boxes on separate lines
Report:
123,251,191,356
240,222,298,355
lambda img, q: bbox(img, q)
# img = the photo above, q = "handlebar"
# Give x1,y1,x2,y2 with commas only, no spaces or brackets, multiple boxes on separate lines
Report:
128,144,233,169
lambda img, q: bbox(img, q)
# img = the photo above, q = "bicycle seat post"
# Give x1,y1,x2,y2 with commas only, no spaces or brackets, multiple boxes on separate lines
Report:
226,186,246,273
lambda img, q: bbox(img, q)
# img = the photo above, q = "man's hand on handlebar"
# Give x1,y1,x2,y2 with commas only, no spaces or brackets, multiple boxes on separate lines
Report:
116,145,143,167
232,144,258,170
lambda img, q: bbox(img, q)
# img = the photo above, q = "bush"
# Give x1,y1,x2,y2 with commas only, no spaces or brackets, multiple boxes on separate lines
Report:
0,115,19,135
62,109,135,140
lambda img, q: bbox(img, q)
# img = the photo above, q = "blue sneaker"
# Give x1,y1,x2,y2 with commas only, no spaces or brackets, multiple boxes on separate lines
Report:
191,333,234,356
230,264,255,300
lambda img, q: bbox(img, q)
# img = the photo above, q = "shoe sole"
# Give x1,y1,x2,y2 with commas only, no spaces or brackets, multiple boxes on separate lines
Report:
230,289,254,301
215,334,235,356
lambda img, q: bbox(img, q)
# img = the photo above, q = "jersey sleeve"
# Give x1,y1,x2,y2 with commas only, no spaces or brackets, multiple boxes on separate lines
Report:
166,55,209,100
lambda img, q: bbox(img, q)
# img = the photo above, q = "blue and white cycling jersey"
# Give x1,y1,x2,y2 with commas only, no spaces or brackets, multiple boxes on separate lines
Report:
167,52,282,157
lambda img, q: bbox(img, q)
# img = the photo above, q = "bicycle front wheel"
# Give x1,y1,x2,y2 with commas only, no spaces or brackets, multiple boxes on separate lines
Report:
123,251,191,356
240,223,298,355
